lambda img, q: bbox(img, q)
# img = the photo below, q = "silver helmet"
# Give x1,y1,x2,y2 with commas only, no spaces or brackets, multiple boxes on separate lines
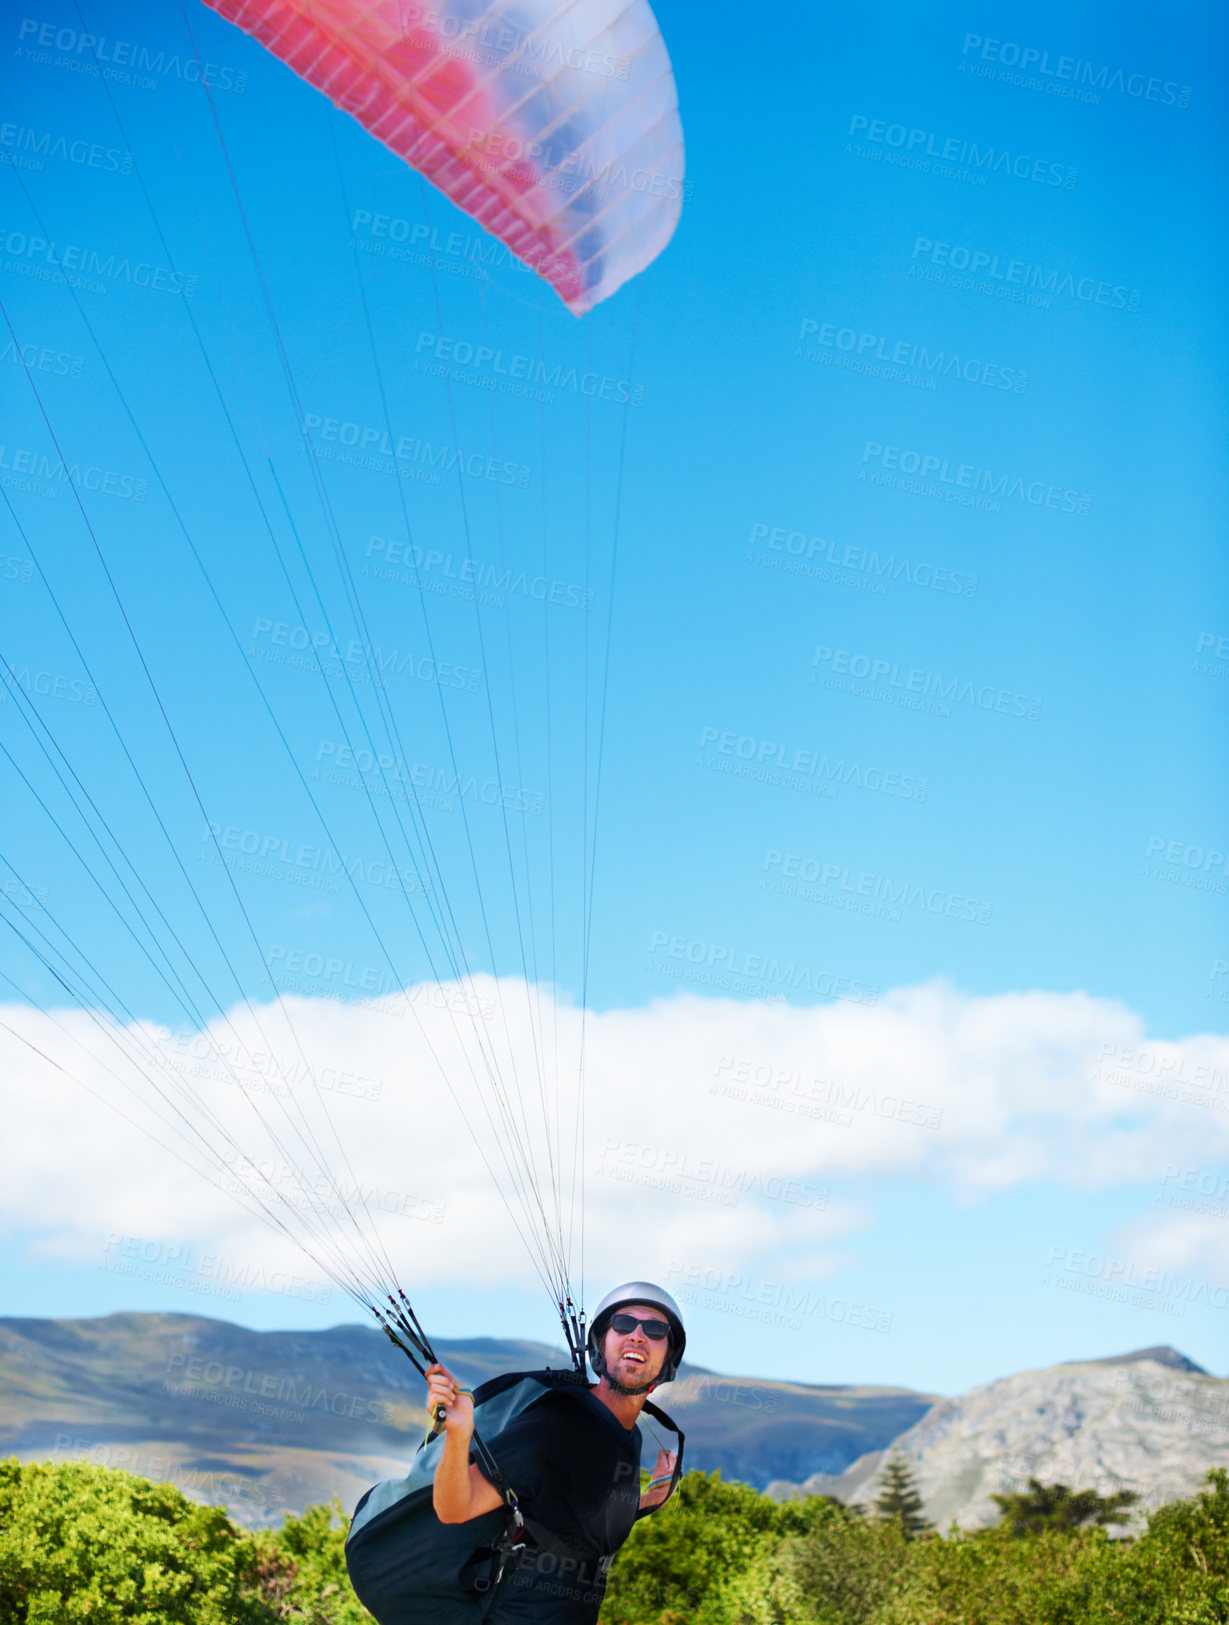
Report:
586,1280,686,1383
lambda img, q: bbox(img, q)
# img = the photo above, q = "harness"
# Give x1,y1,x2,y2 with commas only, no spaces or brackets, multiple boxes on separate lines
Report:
346,1368,685,1623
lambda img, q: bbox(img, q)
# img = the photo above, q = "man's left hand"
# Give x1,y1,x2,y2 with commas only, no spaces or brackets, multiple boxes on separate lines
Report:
639,1448,678,1510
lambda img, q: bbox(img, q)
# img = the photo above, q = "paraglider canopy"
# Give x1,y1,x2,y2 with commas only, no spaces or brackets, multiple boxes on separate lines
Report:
205,0,686,314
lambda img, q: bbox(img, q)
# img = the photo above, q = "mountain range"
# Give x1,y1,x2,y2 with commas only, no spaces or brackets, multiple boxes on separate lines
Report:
1,1314,1223,1532
0,1312,933,1524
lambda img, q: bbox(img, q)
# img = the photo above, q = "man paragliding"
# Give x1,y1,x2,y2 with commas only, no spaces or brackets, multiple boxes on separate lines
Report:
346,1283,686,1624
1,0,693,1617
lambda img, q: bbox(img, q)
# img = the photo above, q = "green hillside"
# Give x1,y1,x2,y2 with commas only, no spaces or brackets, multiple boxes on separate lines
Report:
0,1313,936,1523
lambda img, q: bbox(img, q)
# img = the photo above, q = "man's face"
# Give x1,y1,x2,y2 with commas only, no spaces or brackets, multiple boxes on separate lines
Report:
602,1302,671,1388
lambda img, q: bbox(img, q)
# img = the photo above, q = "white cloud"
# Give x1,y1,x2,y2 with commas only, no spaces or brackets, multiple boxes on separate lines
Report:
2,979,1227,1306
1111,1207,1229,1282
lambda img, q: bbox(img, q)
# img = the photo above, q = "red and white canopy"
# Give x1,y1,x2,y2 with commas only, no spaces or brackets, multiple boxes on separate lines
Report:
206,0,686,313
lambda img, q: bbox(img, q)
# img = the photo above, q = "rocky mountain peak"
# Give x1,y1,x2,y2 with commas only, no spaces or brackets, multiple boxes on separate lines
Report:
773,1350,1228,1532
1073,1345,1208,1375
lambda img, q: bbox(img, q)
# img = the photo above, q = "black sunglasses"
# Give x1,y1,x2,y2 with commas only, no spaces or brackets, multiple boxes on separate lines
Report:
609,1312,671,1341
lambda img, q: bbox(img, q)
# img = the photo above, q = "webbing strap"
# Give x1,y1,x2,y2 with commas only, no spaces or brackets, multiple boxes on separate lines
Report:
470,1429,515,1502
638,1397,686,1517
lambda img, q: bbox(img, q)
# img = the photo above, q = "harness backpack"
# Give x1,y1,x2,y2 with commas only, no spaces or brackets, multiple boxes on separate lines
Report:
345,1369,685,1625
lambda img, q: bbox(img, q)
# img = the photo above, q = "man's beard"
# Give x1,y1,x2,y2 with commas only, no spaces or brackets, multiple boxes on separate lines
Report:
604,1359,656,1396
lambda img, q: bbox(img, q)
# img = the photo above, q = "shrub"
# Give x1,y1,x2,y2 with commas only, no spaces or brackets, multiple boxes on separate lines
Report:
0,1456,273,1624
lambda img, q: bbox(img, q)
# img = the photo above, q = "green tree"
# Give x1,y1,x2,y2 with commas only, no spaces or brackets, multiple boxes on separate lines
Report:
873,1521,1118,1625
990,1477,1140,1535
600,1470,832,1625
1085,1466,1229,1625
0,1456,275,1624
810,1469,1229,1625
739,1498,913,1625
872,1454,931,1539
258,1498,373,1624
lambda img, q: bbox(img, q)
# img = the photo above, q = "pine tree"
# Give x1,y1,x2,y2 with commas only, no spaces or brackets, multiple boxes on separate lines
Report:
872,1452,932,1538
990,1477,1139,1535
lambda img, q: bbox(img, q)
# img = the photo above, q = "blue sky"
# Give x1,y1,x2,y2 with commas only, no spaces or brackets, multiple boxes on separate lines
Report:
1,0,1227,1398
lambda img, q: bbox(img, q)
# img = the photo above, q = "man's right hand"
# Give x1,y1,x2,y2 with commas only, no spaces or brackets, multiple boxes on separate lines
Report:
426,1362,503,1524
425,1362,474,1437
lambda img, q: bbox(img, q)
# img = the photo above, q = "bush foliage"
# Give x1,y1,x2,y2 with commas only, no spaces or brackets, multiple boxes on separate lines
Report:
1,1456,1226,1624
